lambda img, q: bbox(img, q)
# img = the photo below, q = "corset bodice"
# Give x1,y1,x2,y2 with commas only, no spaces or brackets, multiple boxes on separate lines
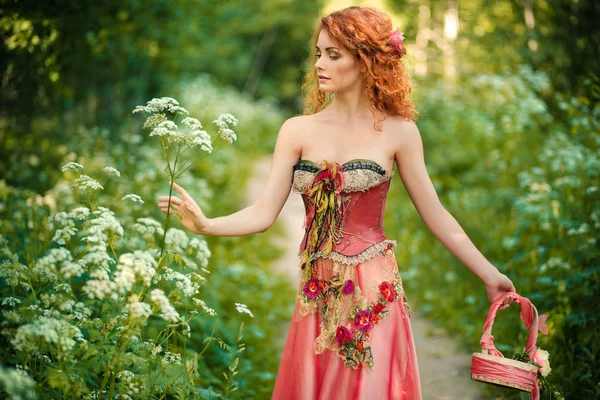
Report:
292,159,396,265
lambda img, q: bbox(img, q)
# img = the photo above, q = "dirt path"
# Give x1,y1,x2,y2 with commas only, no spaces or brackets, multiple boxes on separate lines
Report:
247,156,489,400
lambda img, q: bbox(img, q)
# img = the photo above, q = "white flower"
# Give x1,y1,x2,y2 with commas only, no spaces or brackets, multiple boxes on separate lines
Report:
2,297,21,307
52,226,78,245
84,207,124,242
61,162,84,172
72,175,104,191
150,119,212,150
133,97,189,116
165,228,190,252
60,260,85,279
181,117,203,130
68,207,90,220
125,301,152,319
121,194,144,204
12,317,86,355
133,218,164,237
0,365,36,400
193,298,217,316
234,302,254,318
103,166,121,177
213,113,239,144
161,352,182,365
531,348,551,377
143,113,167,129
150,289,179,322
189,238,211,268
162,268,198,296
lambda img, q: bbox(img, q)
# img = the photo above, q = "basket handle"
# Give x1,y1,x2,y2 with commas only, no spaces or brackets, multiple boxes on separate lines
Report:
479,292,548,359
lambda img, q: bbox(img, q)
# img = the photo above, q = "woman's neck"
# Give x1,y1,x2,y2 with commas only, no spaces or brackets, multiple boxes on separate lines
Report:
327,87,371,122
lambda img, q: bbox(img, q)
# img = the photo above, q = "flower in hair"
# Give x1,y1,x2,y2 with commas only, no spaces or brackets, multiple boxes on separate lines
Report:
389,28,406,58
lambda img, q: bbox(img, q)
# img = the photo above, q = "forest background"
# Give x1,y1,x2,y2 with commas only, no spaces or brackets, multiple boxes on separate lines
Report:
0,0,598,399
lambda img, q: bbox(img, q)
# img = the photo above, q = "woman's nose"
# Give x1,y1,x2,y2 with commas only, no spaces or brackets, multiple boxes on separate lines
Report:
314,56,323,71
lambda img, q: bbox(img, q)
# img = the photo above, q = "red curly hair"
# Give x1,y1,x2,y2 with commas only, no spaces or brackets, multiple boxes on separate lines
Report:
301,6,417,130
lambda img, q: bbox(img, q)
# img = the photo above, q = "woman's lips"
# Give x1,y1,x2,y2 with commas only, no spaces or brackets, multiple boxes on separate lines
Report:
318,76,330,81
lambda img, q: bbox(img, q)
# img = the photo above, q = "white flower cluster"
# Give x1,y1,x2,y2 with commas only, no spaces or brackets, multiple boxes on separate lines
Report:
143,113,167,129
234,302,254,318
161,351,182,366
150,289,180,322
125,300,152,320
150,120,213,151
116,369,144,396
83,252,157,301
103,166,121,177
72,175,104,191
33,248,74,284
164,228,189,252
133,97,189,116
213,113,238,144
189,238,211,268
12,317,86,355
52,225,78,246
119,253,157,287
81,243,114,268
83,207,124,243
193,298,217,316
121,194,144,204
2,297,21,307
0,365,36,400
133,218,164,237
83,267,118,301
69,206,90,220
61,162,84,172
51,207,91,245
160,268,199,297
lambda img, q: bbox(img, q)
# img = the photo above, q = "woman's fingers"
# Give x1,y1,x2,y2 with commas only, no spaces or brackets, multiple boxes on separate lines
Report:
158,195,182,203
170,181,193,202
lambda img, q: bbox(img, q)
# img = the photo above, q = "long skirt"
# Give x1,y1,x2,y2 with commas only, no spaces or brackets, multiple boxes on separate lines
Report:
271,250,422,400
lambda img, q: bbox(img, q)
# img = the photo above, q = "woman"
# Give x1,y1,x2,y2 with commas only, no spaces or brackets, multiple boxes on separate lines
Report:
157,6,516,400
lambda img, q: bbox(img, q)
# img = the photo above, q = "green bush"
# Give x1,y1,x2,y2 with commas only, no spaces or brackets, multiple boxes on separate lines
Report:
0,79,293,399
385,67,599,398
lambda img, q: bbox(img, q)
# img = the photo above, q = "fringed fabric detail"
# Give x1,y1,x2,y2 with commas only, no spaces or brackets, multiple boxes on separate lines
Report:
299,239,397,265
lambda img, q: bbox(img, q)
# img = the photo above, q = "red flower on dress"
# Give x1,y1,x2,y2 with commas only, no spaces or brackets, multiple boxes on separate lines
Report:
369,314,380,325
356,340,364,352
342,279,355,295
312,162,345,194
303,277,322,300
373,303,385,315
379,281,397,302
316,169,332,182
335,326,353,346
354,310,375,331
318,280,328,290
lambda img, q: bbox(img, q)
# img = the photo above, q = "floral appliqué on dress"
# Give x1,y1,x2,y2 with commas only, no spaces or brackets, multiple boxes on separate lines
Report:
297,160,411,370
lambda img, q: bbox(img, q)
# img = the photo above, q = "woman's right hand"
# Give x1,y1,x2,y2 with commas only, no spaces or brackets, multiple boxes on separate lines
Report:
157,182,210,235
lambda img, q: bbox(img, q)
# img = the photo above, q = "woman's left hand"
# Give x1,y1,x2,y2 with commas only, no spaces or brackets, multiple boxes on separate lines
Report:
485,273,517,310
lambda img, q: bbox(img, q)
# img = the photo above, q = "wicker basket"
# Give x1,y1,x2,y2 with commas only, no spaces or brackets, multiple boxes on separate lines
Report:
470,292,541,393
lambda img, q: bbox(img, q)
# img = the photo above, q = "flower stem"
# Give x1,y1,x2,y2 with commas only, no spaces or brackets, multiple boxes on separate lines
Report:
160,143,181,258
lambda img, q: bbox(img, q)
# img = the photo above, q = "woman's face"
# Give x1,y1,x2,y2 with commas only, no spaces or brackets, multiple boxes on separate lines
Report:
314,29,363,93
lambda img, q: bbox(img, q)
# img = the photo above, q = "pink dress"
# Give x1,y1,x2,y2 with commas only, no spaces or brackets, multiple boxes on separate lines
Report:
272,160,422,400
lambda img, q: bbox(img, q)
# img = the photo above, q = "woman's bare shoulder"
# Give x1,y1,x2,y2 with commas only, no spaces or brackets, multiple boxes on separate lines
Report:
382,115,419,144
281,114,315,131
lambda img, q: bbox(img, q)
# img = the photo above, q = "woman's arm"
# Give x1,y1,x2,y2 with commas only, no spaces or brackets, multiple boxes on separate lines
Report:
393,121,516,306
158,117,303,236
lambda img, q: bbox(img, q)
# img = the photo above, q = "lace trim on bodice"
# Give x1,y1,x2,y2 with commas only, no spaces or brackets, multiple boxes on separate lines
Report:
292,161,394,194
300,239,397,265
